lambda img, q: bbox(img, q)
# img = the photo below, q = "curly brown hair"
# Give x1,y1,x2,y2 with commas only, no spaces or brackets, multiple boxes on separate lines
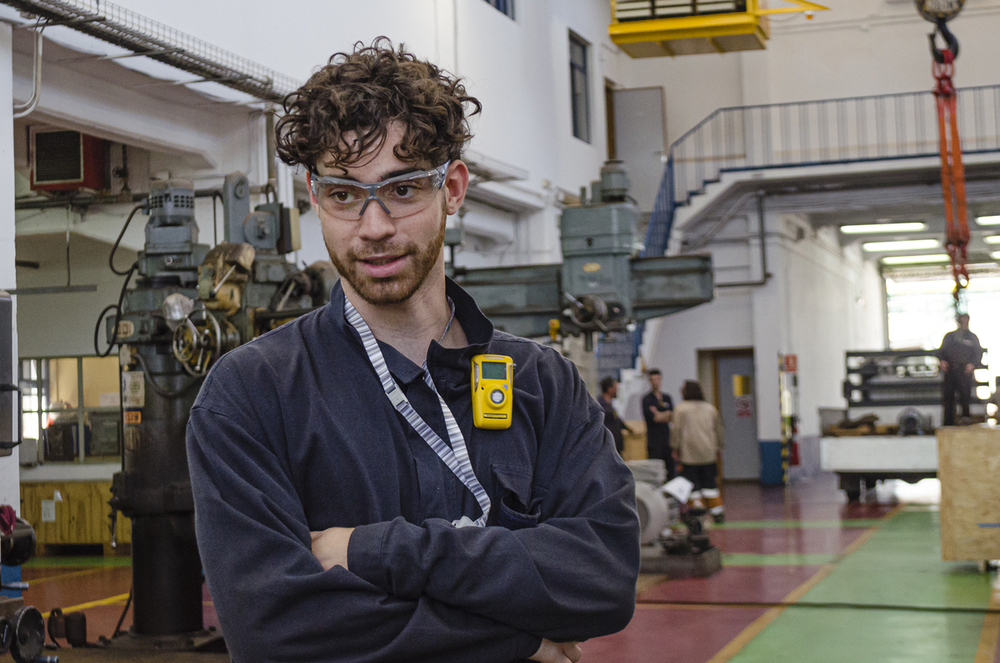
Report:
275,38,481,173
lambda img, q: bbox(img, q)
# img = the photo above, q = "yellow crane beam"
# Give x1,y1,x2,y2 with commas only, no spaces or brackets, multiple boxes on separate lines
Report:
610,0,829,58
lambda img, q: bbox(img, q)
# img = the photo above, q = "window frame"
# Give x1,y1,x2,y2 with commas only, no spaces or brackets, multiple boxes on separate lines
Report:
483,0,515,19
569,31,592,144
20,355,122,463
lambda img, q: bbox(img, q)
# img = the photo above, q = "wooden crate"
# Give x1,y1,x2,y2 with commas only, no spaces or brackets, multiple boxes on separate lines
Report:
622,420,648,461
20,481,131,550
937,426,1000,561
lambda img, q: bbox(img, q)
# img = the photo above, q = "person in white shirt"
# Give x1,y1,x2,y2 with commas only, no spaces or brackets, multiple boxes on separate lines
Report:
672,380,725,522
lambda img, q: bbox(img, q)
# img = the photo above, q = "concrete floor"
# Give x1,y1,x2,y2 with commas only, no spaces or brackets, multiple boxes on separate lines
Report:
10,473,1000,662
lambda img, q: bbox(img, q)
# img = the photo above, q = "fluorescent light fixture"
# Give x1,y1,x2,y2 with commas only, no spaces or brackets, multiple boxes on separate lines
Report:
984,235,1000,244
840,222,926,234
976,215,1000,225
992,251,1000,260
881,254,950,265
862,239,938,252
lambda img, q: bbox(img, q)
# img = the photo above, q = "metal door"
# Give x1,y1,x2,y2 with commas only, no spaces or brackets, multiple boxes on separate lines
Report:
716,353,759,480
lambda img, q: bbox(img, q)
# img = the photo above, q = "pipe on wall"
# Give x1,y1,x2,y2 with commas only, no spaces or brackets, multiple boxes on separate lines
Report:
13,28,42,119
715,191,772,288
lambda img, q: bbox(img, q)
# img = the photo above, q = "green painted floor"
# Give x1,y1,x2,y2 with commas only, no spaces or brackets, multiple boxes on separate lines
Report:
730,508,999,662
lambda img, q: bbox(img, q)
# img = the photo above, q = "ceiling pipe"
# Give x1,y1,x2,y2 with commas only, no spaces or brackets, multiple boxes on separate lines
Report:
13,27,42,118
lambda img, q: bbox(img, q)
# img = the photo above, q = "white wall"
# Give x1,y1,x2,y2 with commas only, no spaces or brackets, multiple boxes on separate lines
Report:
604,0,1000,145
642,209,885,441
0,23,20,512
15,234,138,358
1,0,993,479
105,0,622,265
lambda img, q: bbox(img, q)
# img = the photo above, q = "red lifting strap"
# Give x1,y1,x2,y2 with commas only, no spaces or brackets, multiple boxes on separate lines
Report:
933,49,970,306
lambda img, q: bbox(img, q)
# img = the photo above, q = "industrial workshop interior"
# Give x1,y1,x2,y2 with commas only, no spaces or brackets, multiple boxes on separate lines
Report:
0,0,999,661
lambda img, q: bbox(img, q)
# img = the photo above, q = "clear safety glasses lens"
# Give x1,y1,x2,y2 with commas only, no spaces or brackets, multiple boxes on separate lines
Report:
311,161,450,220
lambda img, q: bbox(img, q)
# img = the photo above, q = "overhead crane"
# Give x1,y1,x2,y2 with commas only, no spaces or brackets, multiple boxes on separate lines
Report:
609,0,828,57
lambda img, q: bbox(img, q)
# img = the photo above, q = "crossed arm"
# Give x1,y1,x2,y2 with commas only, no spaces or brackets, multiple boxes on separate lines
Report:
187,365,638,662
649,406,673,423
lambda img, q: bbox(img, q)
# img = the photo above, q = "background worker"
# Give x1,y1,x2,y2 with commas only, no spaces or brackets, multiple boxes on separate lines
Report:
186,39,639,663
937,312,984,426
641,368,675,480
598,376,633,455
672,380,725,523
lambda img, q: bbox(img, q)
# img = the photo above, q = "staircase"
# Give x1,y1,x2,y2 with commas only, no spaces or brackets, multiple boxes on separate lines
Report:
596,84,1000,380
643,84,1000,257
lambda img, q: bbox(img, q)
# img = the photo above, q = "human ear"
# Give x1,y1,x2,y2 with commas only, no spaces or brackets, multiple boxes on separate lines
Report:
444,160,470,215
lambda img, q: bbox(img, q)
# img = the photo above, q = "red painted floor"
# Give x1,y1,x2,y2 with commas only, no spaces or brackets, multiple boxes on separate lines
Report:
638,565,823,605
583,606,769,663
708,526,867,556
13,474,914,661
586,476,902,662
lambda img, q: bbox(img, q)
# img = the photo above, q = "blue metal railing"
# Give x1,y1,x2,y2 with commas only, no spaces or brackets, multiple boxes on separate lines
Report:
643,84,1000,257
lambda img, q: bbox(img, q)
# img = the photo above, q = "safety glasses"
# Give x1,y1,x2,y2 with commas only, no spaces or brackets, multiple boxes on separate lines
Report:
309,161,451,220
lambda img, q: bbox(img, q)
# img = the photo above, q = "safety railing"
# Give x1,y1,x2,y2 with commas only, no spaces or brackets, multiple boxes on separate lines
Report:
614,0,747,22
643,84,1000,257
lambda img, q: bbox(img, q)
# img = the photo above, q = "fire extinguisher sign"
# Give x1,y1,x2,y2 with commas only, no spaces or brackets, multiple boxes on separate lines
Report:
783,354,798,373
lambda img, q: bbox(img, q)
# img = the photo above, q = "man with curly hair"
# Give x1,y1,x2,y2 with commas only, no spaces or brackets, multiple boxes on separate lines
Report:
187,39,639,663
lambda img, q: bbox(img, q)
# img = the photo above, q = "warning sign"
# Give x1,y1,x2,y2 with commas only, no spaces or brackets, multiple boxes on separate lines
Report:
122,371,145,408
735,396,754,419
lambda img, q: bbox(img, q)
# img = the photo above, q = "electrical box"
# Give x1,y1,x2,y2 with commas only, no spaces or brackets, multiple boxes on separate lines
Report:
30,128,109,192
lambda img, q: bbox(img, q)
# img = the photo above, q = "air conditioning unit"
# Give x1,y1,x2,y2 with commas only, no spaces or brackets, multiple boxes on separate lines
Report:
30,128,108,192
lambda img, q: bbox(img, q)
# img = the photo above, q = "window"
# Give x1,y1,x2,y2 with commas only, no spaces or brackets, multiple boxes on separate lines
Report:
484,0,515,19
20,356,122,463
885,267,1000,401
569,33,591,143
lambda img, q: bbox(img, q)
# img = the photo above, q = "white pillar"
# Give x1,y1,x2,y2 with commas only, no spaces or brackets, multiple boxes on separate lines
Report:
0,22,20,513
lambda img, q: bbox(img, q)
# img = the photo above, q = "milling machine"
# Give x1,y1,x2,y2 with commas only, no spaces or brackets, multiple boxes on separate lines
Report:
102,174,334,649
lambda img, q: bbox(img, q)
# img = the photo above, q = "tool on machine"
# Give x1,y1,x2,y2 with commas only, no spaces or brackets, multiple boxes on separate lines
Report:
917,0,969,309
471,355,514,430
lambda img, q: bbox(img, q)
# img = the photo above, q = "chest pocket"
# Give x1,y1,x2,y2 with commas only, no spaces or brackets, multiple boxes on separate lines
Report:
491,463,541,531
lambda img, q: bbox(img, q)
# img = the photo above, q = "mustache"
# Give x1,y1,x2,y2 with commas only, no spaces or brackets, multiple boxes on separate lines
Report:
348,242,415,261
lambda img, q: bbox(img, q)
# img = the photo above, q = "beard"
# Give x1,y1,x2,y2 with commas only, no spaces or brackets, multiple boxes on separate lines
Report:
326,208,447,306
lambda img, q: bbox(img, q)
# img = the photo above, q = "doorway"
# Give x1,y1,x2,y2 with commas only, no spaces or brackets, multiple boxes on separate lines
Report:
699,349,759,481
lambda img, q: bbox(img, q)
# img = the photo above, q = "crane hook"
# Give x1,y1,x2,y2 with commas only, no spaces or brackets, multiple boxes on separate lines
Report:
929,18,959,64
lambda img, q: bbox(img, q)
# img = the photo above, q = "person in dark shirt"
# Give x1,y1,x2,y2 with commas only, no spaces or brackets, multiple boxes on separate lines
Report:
641,368,675,480
597,376,634,454
937,313,984,425
185,38,638,663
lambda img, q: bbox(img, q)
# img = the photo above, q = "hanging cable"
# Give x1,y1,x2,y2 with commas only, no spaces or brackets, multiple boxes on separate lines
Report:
110,204,146,276
928,17,969,310
94,262,138,358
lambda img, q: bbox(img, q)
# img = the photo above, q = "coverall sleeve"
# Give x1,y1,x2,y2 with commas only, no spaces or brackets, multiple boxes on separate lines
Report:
347,352,640,643
186,374,540,663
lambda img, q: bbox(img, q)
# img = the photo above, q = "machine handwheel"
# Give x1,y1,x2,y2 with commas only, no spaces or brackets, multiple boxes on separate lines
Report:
172,307,223,377
9,606,44,663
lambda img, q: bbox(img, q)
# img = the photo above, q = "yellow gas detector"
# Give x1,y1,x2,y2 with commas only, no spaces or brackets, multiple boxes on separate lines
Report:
471,354,513,430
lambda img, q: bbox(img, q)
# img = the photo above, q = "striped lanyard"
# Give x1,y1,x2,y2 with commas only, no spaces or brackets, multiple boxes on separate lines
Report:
344,296,491,528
